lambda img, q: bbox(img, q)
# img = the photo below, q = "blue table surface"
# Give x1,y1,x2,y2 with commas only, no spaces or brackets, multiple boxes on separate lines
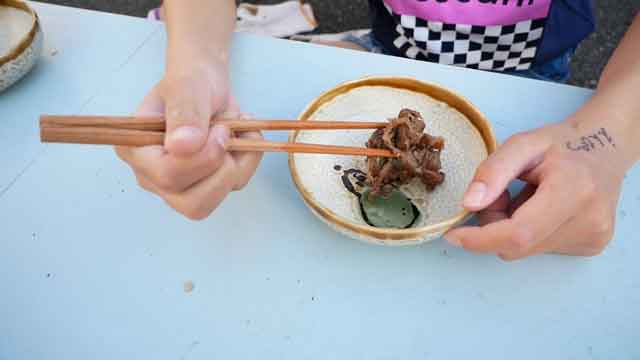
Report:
0,2,638,359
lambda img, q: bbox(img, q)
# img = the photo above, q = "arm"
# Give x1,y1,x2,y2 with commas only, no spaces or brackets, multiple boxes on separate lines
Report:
162,0,236,154
116,0,262,220
445,16,640,260
164,0,236,66
570,15,640,170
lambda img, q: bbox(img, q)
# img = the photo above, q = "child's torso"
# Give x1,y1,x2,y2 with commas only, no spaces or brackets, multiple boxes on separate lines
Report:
369,0,595,71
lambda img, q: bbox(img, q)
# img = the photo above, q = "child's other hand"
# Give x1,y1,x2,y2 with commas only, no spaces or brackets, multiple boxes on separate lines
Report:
115,64,262,220
444,122,625,260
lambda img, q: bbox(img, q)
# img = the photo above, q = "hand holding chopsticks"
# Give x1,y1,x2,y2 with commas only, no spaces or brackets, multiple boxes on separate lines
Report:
39,115,396,158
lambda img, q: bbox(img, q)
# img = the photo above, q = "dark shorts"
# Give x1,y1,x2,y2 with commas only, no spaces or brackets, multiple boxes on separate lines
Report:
343,32,573,84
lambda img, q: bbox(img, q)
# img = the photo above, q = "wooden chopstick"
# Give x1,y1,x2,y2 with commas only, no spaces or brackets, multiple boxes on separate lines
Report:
39,115,388,132
40,121,397,158
227,138,395,157
40,126,165,147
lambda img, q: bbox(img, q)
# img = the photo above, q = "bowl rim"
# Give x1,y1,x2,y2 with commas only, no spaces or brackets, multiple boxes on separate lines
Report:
0,0,39,66
287,76,497,241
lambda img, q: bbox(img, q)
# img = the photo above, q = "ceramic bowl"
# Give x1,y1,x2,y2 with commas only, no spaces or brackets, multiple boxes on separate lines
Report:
288,76,497,246
0,0,43,93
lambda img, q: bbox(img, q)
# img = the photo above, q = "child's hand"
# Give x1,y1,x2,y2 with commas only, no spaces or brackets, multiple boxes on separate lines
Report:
115,65,262,220
445,122,625,260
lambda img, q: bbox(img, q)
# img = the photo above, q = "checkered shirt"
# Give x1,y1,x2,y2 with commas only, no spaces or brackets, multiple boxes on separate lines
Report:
386,5,547,71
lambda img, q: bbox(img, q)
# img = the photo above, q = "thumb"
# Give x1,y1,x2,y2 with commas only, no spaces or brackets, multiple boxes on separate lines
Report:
464,133,548,211
163,82,215,156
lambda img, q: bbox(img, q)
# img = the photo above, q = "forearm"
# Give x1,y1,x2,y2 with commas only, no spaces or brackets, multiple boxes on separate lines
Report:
163,0,236,71
568,15,640,170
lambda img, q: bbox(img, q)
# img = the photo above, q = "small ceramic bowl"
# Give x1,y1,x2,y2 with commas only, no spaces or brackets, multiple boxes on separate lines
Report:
0,0,43,93
288,76,497,246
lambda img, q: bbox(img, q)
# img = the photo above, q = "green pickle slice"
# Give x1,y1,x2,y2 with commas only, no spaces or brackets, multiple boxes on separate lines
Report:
360,188,419,229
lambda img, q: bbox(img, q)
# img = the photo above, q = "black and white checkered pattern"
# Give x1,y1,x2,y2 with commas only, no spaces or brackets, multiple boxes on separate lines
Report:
387,7,547,71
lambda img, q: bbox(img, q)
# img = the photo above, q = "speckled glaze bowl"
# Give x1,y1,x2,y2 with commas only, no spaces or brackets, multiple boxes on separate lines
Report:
288,77,497,246
0,0,43,93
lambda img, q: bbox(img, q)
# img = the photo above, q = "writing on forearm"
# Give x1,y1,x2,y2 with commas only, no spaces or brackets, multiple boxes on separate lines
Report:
566,128,616,152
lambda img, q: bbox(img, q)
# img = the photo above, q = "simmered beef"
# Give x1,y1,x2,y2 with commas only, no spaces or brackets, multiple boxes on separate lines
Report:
366,109,445,197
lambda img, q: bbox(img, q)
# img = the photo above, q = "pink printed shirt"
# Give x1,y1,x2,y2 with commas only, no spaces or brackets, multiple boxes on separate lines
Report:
369,0,576,72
